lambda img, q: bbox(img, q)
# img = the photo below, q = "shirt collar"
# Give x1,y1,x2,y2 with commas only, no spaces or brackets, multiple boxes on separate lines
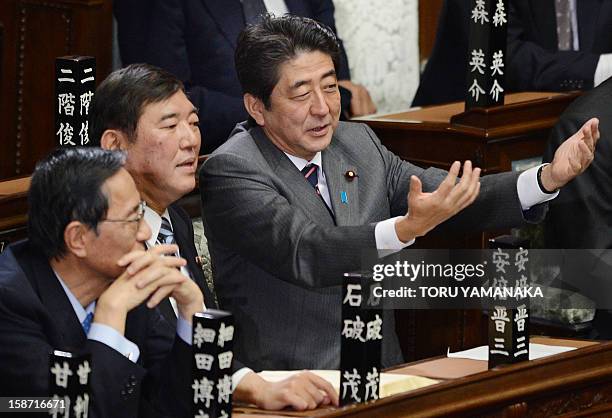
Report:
144,206,171,249
53,270,95,324
284,151,323,172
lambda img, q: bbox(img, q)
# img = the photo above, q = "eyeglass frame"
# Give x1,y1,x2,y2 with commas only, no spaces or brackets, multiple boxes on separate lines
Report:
100,200,147,224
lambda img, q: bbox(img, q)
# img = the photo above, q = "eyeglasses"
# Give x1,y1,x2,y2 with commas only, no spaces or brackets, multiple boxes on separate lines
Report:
100,201,147,223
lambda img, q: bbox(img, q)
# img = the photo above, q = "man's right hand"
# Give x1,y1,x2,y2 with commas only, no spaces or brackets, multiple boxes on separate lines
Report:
235,371,339,411
395,160,481,243
94,244,187,335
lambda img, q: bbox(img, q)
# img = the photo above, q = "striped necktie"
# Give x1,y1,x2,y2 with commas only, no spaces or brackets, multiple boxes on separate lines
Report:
157,216,176,245
301,163,321,194
301,163,335,220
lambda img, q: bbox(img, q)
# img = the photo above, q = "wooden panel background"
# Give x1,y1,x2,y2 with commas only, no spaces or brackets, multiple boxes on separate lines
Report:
0,0,112,181
418,0,444,65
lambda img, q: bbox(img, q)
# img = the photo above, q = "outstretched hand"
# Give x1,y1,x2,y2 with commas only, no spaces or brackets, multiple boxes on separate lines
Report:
395,161,481,242
541,117,599,191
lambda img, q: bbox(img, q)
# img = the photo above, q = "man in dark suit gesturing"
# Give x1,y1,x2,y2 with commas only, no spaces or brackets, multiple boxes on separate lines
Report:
200,15,599,372
90,63,338,411
0,147,203,417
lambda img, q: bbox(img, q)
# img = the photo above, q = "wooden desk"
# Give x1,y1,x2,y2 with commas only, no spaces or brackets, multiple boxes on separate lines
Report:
354,91,580,173
235,337,612,417
0,176,30,249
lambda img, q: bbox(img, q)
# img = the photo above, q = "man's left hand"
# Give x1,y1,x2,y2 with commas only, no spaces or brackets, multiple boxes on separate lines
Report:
338,80,377,116
541,117,600,191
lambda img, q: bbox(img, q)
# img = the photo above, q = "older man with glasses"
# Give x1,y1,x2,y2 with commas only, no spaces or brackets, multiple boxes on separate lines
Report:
0,147,204,417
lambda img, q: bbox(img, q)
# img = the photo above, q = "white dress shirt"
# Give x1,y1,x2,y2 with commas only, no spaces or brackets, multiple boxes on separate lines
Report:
286,152,557,250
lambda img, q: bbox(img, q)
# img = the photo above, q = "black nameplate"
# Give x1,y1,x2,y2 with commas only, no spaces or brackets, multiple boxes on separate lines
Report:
192,309,234,418
465,0,508,109
55,56,96,147
488,236,530,368
49,350,91,417
339,273,382,406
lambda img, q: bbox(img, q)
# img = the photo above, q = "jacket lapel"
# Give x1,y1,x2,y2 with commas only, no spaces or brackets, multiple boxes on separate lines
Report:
25,248,86,349
168,206,218,309
322,140,359,226
251,127,335,225
202,0,245,49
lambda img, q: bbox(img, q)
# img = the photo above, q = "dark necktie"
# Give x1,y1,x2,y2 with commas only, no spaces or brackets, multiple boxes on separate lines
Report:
82,311,93,335
242,0,268,25
555,0,573,51
155,216,187,325
301,163,335,220
157,217,176,245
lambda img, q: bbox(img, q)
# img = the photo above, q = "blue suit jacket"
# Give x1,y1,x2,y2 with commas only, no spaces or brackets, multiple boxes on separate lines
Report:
116,0,351,153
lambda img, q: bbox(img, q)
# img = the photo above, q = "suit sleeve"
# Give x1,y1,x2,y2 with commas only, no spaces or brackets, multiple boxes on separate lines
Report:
200,124,541,290
506,1,600,91
145,0,247,152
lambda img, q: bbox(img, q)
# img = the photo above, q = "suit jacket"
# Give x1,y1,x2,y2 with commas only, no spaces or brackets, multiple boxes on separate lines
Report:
507,0,612,92
156,204,217,326
543,76,612,249
412,0,612,106
117,0,352,153
200,121,545,371
0,240,192,418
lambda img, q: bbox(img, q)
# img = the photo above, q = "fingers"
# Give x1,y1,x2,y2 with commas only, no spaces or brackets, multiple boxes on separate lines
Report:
408,175,423,198
146,283,181,308
437,161,461,196
580,117,600,152
301,372,339,407
117,244,180,270
441,161,481,213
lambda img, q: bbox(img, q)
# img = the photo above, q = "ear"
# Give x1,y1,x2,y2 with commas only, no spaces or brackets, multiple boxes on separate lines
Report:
63,221,90,258
100,129,130,151
243,93,265,127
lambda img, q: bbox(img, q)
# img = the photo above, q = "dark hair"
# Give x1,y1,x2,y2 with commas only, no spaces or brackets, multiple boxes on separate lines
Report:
89,63,184,145
235,14,341,108
28,147,126,259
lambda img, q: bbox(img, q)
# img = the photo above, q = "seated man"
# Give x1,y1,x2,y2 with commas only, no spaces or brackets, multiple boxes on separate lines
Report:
115,0,376,152
200,15,598,371
0,147,202,417
90,63,337,411
543,76,612,338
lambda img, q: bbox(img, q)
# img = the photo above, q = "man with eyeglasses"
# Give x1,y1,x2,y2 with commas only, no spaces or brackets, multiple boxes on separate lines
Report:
0,147,204,417
90,63,339,411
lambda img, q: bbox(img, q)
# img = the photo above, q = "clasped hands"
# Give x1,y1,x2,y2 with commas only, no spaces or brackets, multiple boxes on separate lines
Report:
395,117,600,243
95,244,203,333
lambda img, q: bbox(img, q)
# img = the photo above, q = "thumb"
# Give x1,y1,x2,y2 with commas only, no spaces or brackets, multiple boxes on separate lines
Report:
409,175,422,197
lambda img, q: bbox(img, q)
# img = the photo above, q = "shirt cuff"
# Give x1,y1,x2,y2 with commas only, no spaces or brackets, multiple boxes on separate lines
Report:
594,54,612,87
516,165,559,210
375,216,415,250
88,323,140,363
232,368,254,392
176,314,193,345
